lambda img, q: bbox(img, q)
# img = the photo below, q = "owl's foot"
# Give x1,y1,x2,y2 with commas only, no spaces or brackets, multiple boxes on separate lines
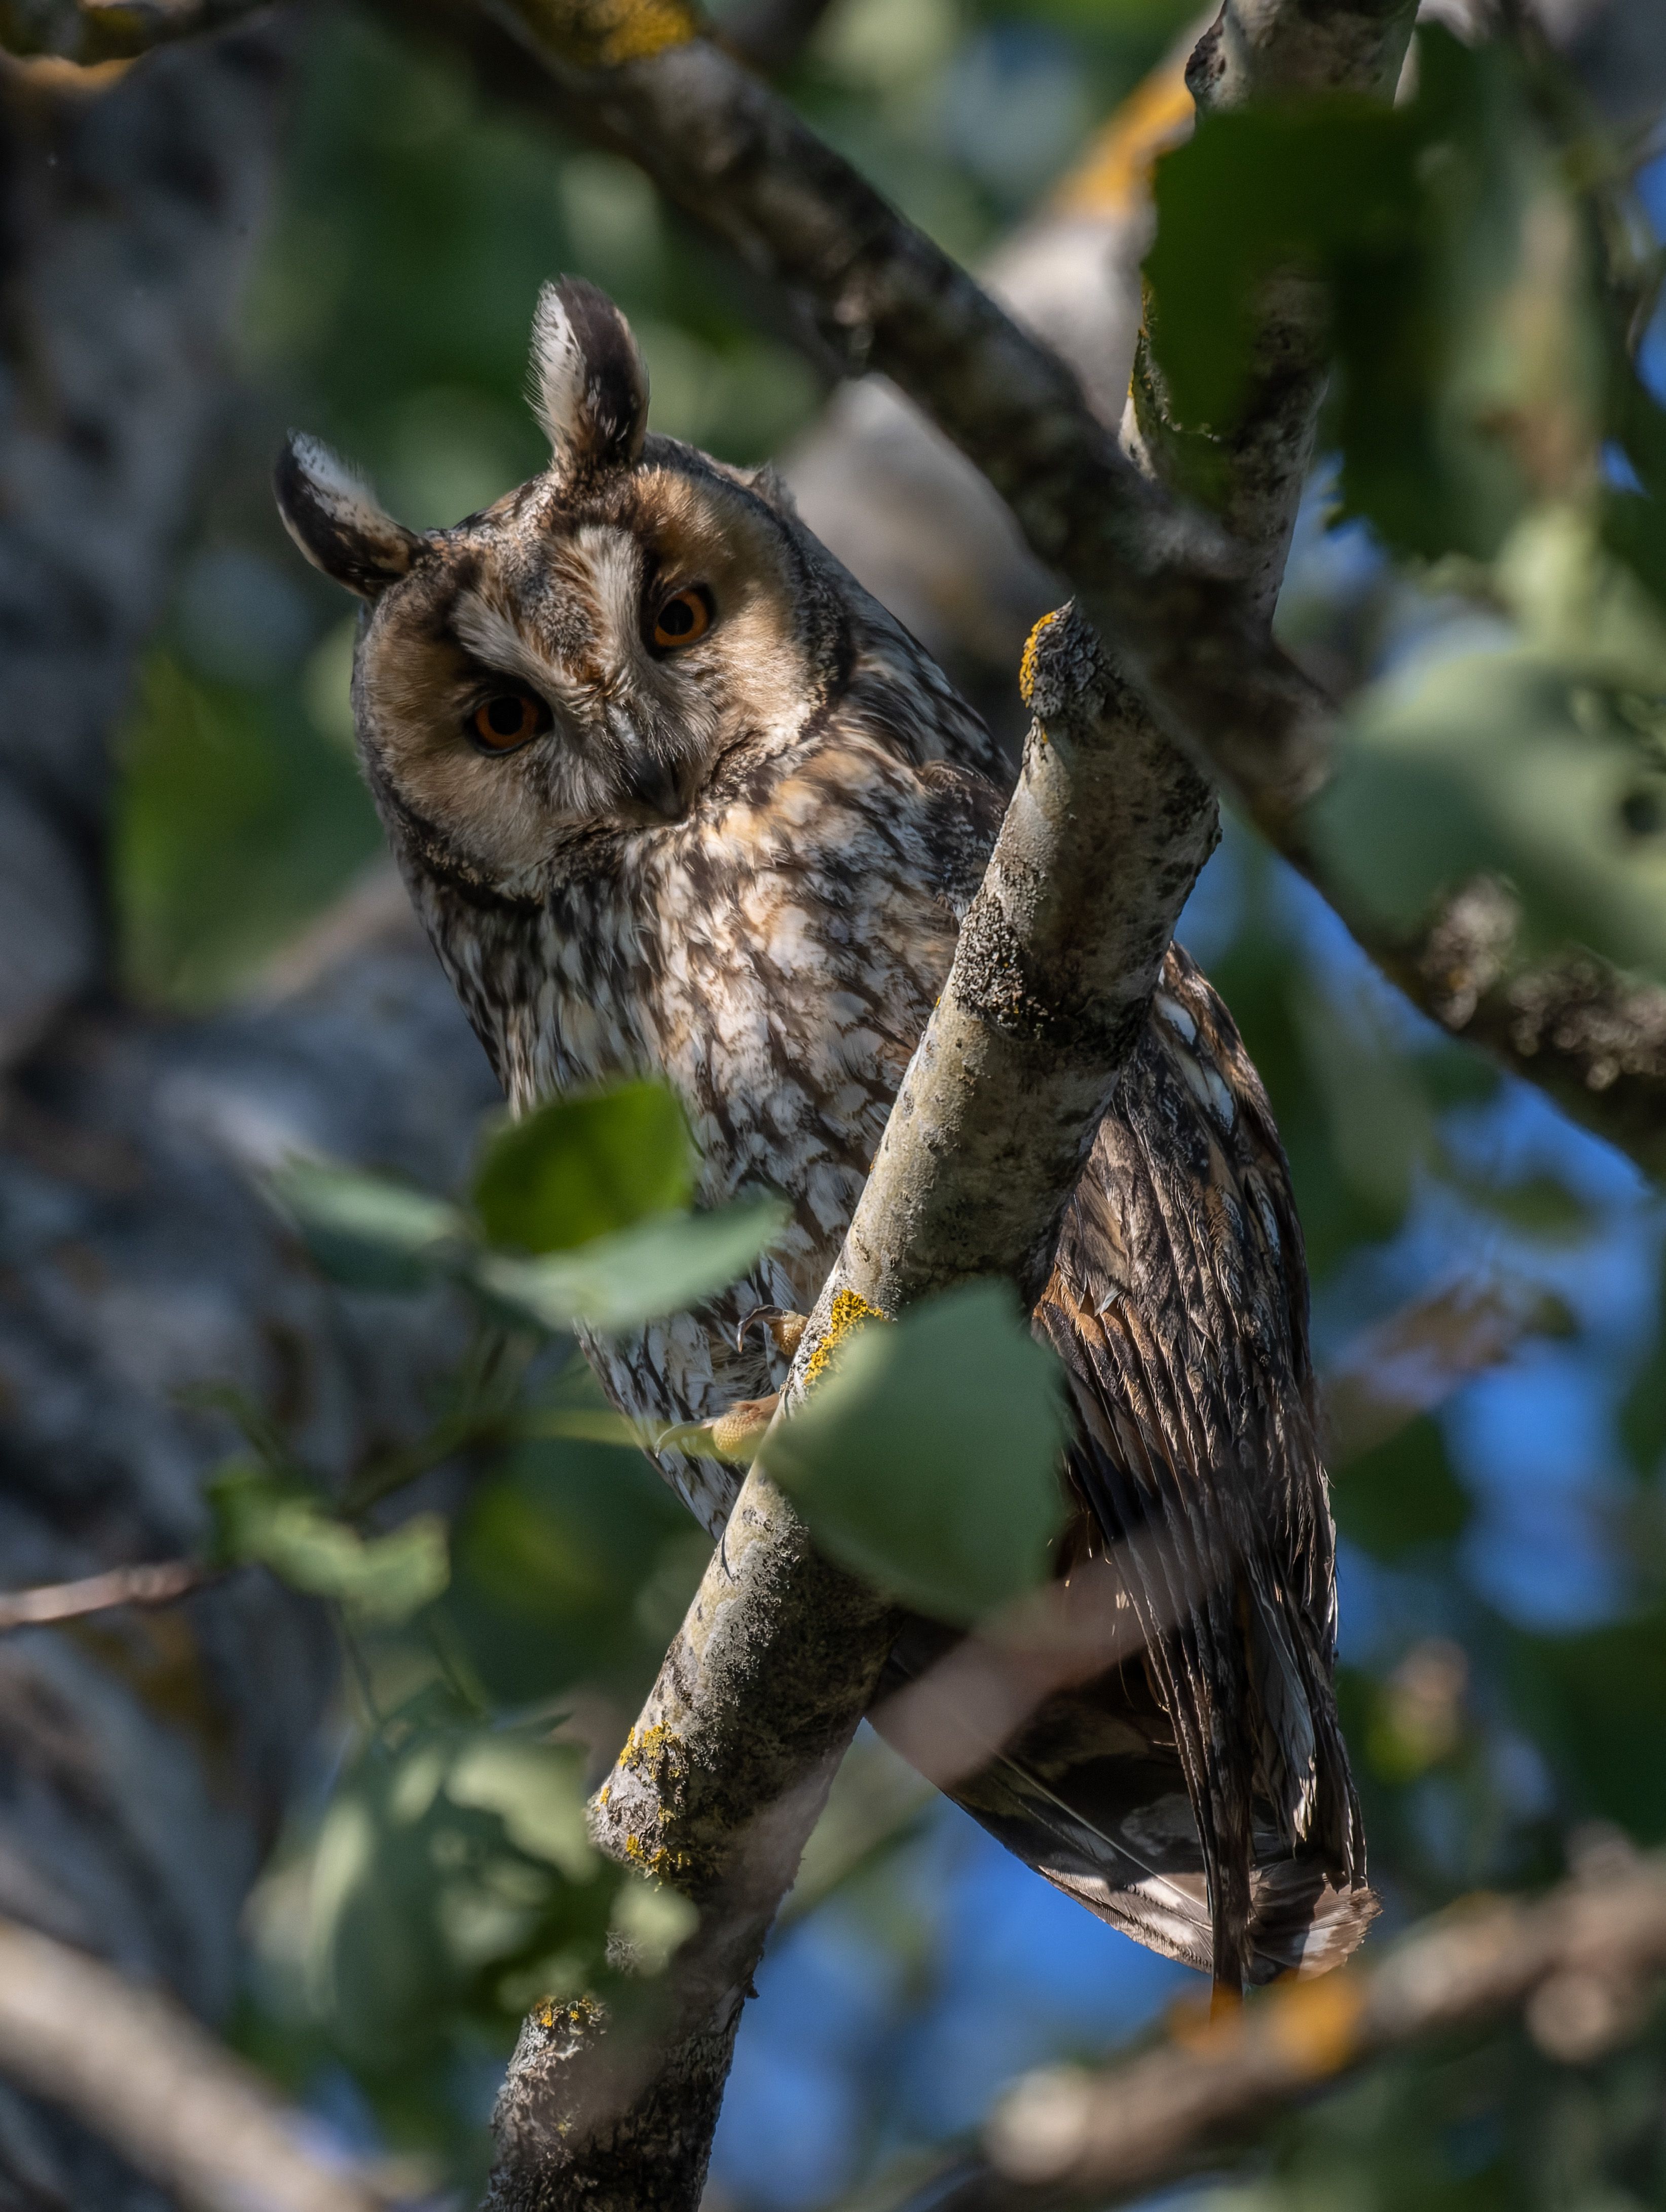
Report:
709,1394,780,1460
736,1306,810,1360
657,1393,780,1464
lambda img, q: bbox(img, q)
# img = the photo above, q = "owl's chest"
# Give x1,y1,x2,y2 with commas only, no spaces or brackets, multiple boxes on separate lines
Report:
643,826,956,1229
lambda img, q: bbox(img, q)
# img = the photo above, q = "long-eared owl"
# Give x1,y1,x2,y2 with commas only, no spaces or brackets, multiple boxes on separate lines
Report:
275,277,1374,1992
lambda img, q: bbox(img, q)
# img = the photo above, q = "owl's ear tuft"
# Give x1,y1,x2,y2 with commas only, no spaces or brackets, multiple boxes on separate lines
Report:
743,461,798,516
274,434,421,601
530,276,648,473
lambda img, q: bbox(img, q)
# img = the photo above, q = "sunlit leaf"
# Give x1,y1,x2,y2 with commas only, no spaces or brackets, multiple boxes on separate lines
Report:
208,1464,450,1622
473,1196,788,1334
762,1282,1070,1625
270,1159,469,1293
473,1080,696,1255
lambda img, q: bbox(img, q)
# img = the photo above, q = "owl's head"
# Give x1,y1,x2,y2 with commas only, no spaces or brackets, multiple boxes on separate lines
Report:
274,279,849,893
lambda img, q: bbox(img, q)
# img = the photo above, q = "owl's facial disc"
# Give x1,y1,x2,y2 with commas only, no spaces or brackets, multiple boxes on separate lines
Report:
273,276,847,892
327,456,835,888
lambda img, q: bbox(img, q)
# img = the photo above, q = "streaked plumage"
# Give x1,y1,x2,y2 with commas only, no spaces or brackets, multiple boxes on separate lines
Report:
275,278,1373,1989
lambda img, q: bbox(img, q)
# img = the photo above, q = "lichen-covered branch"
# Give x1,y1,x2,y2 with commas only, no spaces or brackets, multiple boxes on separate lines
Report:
484,612,1219,2208
797,611,1219,1340
892,1843,1666,2209
0,1914,389,2212
0,0,271,65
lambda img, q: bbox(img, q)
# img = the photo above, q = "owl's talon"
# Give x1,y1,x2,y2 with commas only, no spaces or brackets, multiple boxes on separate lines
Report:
707,1393,780,1462
735,1306,810,1361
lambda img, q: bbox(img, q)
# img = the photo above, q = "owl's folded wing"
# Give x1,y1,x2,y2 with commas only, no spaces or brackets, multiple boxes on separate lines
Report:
1030,944,1371,1988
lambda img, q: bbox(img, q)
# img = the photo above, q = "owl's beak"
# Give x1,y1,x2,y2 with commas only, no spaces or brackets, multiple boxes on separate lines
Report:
618,747,687,823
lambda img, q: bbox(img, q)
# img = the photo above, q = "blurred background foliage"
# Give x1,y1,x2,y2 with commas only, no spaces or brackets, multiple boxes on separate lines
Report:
103,0,1666,2204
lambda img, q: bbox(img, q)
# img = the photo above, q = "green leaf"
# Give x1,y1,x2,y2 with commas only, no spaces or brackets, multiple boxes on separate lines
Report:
208,1465,450,1622
473,1196,788,1334
445,1437,705,1705
301,1719,621,2069
1307,646,1666,985
473,1080,696,1255
1330,1413,1471,1562
270,1159,469,1293
761,1282,1070,1625
1510,1609,1666,1842
112,652,382,1013
1145,30,1601,565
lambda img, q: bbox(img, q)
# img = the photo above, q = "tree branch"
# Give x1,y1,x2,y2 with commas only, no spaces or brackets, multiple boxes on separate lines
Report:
0,1914,390,2212
886,1844,1666,2209
0,1558,211,1631
485,624,1219,2204
475,0,1329,826
1128,0,1417,624
778,21,1666,1177
0,0,272,65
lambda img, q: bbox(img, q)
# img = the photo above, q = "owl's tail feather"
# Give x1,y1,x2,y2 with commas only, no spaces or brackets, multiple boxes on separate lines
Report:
871,1630,1378,1986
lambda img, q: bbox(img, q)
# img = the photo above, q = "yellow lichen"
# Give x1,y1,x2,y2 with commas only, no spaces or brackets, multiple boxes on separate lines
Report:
623,1832,690,1882
802,1287,889,1388
534,1993,602,2034
506,0,700,68
1018,607,1062,707
618,1720,685,1782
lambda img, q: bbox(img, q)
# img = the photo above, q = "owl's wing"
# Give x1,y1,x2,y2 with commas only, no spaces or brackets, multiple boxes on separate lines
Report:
1027,944,1371,1989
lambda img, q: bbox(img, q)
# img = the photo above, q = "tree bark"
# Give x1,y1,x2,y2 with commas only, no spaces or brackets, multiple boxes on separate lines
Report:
0,29,501,2208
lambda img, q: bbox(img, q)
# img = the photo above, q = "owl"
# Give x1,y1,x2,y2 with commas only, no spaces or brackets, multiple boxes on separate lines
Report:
275,278,1373,1993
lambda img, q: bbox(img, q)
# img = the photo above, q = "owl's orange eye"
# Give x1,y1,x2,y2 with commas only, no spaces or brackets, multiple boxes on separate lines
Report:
470,692,548,753
651,586,712,652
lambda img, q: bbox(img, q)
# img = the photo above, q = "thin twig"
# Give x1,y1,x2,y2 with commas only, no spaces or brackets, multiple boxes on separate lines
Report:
0,0,274,65
0,1558,213,1632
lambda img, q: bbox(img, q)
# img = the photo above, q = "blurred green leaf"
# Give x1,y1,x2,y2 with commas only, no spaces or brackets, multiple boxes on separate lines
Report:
1331,1414,1471,1562
1607,357,1666,614
473,1081,696,1255
1147,30,1602,564
208,1464,450,1623
114,654,382,1009
1511,1609,1666,1842
270,1160,469,1293
473,1196,788,1334
1620,1248,1666,1477
445,1438,705,1706
1307,647,1666,984
302,1718,618,2070
762,1282,1070,1625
